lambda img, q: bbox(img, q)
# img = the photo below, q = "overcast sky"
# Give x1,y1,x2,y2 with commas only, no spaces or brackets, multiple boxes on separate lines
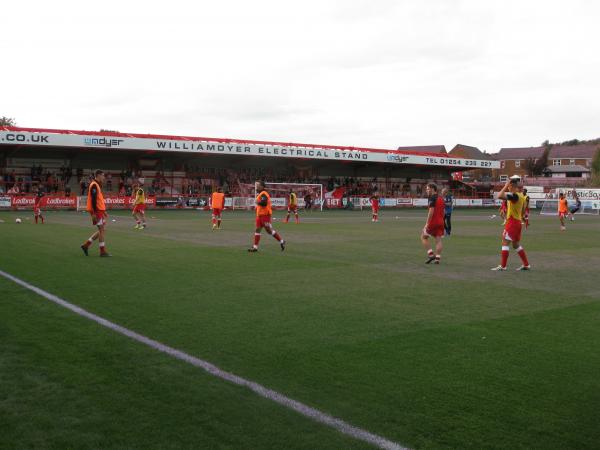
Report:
2,0,599,153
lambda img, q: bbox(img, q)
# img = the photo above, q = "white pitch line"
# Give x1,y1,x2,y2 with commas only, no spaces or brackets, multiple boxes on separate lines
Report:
0,269,408,450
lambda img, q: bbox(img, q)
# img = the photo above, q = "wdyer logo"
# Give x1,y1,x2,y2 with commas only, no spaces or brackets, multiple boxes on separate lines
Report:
84,137,124,148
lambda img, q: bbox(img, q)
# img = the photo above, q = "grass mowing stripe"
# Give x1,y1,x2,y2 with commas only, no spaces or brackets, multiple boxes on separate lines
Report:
0,268,407,450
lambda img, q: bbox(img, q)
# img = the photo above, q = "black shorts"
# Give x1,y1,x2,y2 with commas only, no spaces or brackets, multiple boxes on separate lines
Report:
570,207,580,214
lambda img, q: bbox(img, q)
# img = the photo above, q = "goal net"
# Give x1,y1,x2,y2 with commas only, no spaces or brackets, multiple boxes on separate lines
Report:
76,195,87,212
539,199,600,215
234,182,323,211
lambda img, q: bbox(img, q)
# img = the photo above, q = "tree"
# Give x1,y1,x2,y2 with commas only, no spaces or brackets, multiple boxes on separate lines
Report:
591,147,600,186
529,142,552,176
523,157,537,176
0,116,16,127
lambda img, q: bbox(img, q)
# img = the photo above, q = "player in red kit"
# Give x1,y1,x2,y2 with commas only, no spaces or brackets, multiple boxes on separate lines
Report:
248,180,286,252
522,188,530,229
421,183,445,264
499,199,507,225
34,190,45,224
370,190,380,222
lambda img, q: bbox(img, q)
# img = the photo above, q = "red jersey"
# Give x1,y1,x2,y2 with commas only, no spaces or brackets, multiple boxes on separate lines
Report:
370,196,379,208
427,194,445,226
34,195,43,207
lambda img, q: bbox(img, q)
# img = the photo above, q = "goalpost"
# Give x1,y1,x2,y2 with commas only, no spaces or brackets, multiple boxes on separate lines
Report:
539,199,600,216
234,182,324,211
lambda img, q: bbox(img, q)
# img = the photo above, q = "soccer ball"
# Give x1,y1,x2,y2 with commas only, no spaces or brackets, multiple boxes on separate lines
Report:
15,218,22,224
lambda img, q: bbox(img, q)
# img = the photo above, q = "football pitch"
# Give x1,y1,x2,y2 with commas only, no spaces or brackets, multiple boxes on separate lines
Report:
1,208,599,450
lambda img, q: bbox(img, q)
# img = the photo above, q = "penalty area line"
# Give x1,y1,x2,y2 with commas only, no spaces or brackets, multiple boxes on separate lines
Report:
0,269,408,450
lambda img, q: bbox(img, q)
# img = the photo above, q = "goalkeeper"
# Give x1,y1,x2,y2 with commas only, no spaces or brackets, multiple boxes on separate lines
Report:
567,189,581,221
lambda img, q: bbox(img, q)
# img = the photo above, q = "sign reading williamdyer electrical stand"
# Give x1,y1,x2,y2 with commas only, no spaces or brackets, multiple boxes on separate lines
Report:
0,129,500,169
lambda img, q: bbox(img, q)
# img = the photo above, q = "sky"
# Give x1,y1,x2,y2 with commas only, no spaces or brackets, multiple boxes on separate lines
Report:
2,0,599,153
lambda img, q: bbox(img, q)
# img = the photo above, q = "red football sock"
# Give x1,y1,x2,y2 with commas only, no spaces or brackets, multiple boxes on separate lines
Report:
82,239,92,249
212,217,216,225
272,231,282,242
295,214,299,223
40,215,44,224
35,216,38,224
217,219,221,227
501,246,509,268
427,249,434,257
253,233,261,247
517,246,529,266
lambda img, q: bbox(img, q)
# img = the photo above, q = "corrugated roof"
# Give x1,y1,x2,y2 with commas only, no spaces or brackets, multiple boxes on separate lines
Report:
544,165,590,173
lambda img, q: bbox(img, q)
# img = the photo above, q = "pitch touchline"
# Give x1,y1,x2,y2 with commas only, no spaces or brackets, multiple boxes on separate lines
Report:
0,269,408,450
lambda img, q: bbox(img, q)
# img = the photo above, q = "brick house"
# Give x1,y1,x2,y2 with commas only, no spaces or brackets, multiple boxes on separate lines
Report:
492,144,598,181
448,144,493,181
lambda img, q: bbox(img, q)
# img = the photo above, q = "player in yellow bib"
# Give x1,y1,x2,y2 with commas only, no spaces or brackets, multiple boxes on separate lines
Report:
491,177,530,271
132,180,147,229
284,190,299,223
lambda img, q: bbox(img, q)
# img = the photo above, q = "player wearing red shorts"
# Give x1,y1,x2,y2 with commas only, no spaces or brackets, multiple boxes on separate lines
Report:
421,183,445,264
491,177,530,271
499,199,507,225
522,188,530,229
248,180,285,252
211,187,225,230
558,192,568,231
370,190,380,222
284,189,299,223
81,169,111,257
132,180,147,229
34,190,45,224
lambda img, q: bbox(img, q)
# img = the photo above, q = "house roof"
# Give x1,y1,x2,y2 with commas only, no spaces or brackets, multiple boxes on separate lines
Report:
396,145,447,154
548,144,599,159
543,165,590,173
495,144,599,160
494,147,545,160
449,144,491,160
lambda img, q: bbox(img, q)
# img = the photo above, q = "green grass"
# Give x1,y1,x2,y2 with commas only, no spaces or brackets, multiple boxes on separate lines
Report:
1,208,599,450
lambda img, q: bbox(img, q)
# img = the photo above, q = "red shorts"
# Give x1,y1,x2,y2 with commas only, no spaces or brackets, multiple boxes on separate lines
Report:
34,207,41,215
133,204,146,214
424,223,444,238
503,217,522,242
372,207,379,214
212,208,222,217
288,205,297,213
559,211,567,219
255,214,272,228
90,211,107,226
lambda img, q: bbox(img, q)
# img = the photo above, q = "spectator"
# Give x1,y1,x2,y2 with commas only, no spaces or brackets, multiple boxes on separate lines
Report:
80,178,88,195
